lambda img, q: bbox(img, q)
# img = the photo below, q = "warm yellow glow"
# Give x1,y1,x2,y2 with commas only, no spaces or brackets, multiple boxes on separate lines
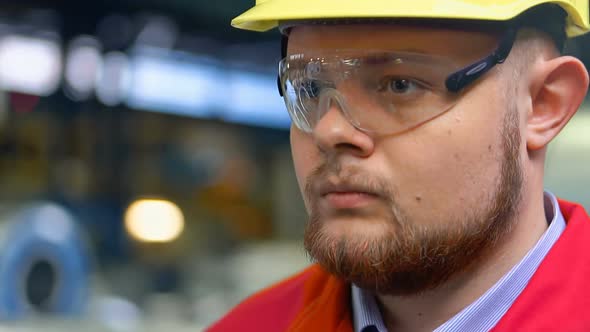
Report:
124,199,184,243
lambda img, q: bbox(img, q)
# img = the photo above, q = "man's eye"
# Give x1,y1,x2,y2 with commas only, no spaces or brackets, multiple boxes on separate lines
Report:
306,80,321,97
387,78,419,94
299,80,327,98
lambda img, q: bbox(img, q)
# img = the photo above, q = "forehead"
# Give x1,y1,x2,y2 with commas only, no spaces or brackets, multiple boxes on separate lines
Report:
287,24,501,60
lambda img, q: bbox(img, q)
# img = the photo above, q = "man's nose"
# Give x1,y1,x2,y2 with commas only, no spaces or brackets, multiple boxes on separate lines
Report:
311,97,375,157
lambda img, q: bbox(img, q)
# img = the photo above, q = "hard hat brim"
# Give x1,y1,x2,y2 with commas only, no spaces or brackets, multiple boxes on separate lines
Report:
231,0,589,37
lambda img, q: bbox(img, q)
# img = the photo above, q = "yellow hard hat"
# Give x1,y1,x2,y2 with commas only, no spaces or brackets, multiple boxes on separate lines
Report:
231,0,590,37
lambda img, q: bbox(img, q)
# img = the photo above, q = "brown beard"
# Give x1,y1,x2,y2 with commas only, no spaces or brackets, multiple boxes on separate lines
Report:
303,108,523,295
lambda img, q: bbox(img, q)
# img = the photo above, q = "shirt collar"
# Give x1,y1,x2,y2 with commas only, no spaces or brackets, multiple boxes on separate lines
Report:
352,285,388,332
351,191,566,332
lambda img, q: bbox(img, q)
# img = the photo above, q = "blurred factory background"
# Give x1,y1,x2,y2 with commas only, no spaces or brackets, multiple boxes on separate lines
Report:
0,0,587,331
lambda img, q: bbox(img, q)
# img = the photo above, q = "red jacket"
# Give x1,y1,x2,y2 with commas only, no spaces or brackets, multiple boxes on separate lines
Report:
208,200,590,331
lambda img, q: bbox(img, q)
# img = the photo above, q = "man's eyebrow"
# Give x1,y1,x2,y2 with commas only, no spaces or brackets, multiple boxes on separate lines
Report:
285,59,312,70
286,48,436,66
401,48,432,55
360,49,433,65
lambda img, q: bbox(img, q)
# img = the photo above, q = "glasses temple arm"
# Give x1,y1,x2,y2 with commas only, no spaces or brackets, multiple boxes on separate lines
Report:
445,28,517,93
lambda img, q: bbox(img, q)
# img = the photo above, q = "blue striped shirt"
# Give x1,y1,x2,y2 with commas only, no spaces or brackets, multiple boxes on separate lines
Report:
352,191,566,332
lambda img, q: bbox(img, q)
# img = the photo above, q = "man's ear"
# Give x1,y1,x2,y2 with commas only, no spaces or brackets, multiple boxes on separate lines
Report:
526,56,589,150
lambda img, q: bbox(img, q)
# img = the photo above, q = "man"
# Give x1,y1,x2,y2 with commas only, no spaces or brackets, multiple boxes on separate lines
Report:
209,1,590,331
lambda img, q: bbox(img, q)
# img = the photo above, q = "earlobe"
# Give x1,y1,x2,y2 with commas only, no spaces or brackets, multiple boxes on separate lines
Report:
526,56,589,151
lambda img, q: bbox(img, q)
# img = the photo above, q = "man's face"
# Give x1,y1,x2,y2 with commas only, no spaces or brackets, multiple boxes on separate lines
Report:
289,24,525,294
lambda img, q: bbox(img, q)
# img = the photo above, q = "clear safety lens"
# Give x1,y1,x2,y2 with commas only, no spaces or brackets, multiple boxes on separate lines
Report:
279,50,464,135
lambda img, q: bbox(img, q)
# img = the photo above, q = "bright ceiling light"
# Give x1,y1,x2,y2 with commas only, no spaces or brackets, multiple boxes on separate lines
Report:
124,199,184,243
64,36,103,100
0,35,62,96
96,51,130,106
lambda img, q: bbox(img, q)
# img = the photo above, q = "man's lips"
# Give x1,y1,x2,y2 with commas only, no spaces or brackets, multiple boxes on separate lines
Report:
319,183,381,209
323,192,380,209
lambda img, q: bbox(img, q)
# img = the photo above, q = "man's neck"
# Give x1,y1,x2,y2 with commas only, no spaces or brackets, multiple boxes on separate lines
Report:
375,191,549,332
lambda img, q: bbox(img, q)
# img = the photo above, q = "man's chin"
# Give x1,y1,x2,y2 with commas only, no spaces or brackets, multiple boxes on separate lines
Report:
304,216,451,295
314,214,396,238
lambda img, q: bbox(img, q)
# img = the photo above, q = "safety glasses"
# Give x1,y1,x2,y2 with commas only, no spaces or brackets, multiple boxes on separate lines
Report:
278,28,516,136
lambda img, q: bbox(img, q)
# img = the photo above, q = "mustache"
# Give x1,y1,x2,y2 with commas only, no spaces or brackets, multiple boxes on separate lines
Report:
304,161,394,201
